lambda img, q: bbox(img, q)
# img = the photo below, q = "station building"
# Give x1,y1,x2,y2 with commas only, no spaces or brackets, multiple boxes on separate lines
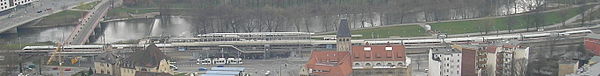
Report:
301,19,411,76
94,44,175,76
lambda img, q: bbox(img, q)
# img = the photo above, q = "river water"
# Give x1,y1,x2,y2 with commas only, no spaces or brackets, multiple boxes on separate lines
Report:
0,0,549,44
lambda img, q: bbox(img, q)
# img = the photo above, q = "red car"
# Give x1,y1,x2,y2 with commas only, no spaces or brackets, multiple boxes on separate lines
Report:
64,68,71,71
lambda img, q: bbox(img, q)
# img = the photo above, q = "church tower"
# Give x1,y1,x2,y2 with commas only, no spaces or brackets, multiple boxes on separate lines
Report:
336,19,352,51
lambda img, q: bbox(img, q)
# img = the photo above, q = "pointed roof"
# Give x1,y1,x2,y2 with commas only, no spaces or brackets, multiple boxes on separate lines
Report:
124,44,167,67
337,19,351,37
95,52,120,64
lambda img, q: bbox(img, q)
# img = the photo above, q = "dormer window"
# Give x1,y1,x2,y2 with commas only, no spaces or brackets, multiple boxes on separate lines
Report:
385,47,393,51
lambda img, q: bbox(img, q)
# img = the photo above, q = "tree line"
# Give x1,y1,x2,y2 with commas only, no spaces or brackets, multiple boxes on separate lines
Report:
122,0,596,34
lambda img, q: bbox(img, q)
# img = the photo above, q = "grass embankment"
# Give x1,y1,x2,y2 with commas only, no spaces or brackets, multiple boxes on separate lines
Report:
106,7,158,19
431,6,589,34
576,7,600,22
328,25,429,39
0,42,54,50
73,1,100,10
29,10,87,28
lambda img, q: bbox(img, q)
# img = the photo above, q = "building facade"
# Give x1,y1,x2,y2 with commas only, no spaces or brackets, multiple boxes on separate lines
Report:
455,45,488,76
428,48,462,76
0,0,15,12
94,52,120,75
351,44,408,68
351,44,411,76
302,18,412,75
13,0,33,6
486,45,529,76
0,0,35,12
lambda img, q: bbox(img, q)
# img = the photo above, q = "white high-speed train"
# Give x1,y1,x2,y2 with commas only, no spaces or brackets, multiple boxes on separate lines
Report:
366,30,593,45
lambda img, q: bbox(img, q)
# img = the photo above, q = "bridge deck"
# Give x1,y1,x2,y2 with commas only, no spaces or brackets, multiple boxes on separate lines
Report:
67,0,112,45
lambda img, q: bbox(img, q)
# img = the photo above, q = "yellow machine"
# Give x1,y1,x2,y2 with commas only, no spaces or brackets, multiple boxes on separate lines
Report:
46,43,64,76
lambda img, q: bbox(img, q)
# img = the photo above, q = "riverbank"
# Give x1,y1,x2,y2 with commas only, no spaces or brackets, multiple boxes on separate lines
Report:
430,5,591,34
327,4,596,40
23,10,87,28
73,1,100,10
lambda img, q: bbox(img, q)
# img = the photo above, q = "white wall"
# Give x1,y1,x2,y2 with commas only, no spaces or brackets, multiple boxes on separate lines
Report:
487,50,498,76
0,0,15,12
13,0,35,5
428,49,462,76
428,50,442,76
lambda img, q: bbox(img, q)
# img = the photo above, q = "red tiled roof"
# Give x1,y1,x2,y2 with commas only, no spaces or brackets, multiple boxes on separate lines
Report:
305,51,353,76
502,45,518,48
585,38,600,56
351,45,406,61
123,44,167,68
486,46,497,53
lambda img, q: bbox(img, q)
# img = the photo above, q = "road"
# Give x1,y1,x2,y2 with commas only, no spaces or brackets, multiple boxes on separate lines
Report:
68,0,112,44
0,0,93,33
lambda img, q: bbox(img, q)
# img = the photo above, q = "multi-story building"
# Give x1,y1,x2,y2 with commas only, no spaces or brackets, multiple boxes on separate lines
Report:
0,0,36,12
13,0,34,6
351,44,411,76
428,48,462,76
302,19,410,76
0,0,15,12
454,45,488,76
485,44,529,76
94,44,175,76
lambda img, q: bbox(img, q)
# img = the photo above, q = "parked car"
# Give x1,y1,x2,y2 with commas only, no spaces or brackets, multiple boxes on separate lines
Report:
198,67,208,71
64,68,72,71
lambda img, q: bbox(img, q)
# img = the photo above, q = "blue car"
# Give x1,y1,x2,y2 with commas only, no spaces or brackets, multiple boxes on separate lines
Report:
198,67,208,71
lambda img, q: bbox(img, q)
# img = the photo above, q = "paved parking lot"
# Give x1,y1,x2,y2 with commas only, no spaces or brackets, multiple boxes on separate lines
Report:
175,57,308,76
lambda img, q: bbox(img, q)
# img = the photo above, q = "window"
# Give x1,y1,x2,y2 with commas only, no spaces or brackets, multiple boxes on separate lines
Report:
366,63,371,66
385,47,393,51
355,63,360,66
364,47,371,51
